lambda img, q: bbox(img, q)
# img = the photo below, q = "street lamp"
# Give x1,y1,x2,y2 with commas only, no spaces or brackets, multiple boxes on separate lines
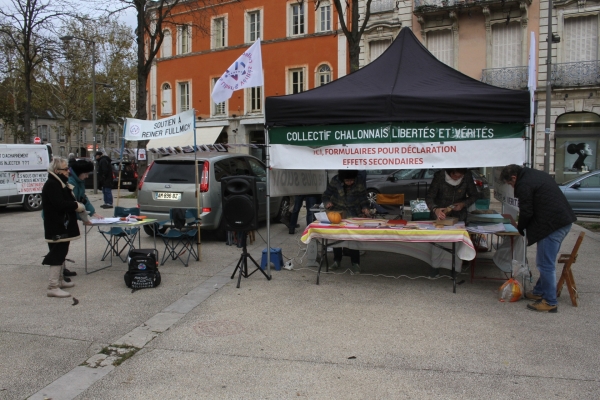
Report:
60,35,98,194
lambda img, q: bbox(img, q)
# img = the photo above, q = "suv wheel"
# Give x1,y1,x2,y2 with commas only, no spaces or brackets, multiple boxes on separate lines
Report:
274,196,290,223
143,223,168,236
23,193,43,211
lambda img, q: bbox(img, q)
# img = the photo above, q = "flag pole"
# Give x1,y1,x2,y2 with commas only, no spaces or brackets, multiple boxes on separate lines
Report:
193,109,201,261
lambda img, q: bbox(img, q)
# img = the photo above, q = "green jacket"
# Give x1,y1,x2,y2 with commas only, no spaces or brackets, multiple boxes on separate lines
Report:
322,175,369,218
68,171,96,218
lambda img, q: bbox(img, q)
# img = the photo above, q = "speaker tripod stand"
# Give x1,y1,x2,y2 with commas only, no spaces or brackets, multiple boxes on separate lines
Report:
231,234,271,288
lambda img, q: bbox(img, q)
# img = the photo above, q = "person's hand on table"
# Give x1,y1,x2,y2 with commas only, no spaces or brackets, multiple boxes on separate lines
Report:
434,208,446,220
325,202,333,209
452,202,465,212
361,208,370,216
83,220,93,226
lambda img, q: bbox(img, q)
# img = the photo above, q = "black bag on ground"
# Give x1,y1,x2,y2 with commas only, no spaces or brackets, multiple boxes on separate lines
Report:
124,249,161,289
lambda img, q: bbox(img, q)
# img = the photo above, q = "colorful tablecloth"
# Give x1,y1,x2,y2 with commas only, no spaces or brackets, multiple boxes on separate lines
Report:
301,221,476,271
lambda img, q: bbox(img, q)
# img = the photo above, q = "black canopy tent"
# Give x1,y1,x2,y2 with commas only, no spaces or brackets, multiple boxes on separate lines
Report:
265,27,529,126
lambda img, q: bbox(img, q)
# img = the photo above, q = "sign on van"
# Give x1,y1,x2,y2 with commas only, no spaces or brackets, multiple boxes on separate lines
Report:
0,145,50,172
16,171,47,193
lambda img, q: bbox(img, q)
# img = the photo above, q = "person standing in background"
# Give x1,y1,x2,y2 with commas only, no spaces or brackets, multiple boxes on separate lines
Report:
96,151,113,209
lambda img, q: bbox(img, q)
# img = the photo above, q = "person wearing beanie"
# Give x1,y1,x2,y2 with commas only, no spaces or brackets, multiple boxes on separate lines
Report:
321,169,370,274
95,151,113,208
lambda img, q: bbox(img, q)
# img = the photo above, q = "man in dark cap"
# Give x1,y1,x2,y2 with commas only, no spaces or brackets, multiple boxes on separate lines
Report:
322,169,370,273
500,164,576,313
95,151,113,209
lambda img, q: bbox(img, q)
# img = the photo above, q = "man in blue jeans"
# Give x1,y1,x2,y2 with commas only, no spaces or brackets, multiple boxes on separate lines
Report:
501,164,577,313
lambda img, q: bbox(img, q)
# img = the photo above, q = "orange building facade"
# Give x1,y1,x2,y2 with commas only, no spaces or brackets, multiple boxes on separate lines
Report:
149,0,347,160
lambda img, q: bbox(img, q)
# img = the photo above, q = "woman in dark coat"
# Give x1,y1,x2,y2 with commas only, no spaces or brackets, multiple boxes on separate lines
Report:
425,168,479,223
42,157,86,298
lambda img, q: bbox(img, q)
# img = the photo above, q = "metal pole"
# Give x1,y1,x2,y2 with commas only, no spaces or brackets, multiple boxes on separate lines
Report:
544,0,553,174
92,40,98,193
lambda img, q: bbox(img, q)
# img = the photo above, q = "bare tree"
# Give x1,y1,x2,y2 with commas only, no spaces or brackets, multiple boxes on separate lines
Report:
0,0,73,140
332,0,373,73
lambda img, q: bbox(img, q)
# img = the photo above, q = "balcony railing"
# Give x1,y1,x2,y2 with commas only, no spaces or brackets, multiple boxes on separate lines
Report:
371,0,396,12
552,60,600,87
481,66,528,90
414,0,460,8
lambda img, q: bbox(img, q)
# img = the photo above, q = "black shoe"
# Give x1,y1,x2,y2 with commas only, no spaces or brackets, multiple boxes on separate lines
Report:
63,276,72,283
63,268,77,277
289,229,295,234
105,205,113,209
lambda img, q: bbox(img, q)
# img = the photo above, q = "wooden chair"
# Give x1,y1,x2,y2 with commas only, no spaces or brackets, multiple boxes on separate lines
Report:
556,232,585,307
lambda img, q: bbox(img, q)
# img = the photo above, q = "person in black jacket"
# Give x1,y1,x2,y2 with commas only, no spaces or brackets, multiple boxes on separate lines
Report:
95,151,113,208
42,157,87,298
500,164,577,313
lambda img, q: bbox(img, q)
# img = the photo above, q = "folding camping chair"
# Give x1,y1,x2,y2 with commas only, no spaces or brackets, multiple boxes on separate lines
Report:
557,231,585,307
99,207,141,263
158,208,200,267
374,193,404,219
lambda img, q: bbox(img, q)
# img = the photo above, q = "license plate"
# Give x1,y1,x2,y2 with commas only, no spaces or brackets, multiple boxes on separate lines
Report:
121,182,131,185
155,192,181,201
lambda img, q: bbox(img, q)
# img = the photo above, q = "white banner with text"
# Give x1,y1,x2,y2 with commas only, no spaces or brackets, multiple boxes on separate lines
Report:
270,139,526,170
269,169,328,197
124,110,195,141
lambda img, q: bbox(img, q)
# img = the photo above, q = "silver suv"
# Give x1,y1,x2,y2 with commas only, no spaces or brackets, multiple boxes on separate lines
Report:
138,153,285,240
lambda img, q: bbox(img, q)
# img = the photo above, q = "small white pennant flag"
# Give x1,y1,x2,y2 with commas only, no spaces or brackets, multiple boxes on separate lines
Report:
212,39,264,104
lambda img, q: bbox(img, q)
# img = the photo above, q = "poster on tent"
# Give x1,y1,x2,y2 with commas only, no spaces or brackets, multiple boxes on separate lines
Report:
124,110,195,141
268,123,527,170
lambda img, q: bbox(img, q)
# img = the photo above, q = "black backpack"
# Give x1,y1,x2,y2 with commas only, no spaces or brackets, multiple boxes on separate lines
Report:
124,249,161,290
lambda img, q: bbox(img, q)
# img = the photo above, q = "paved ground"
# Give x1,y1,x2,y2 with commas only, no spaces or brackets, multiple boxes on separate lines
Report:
0,190,599,399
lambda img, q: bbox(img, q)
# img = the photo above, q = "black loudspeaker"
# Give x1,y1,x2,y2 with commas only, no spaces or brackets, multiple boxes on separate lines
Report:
221,176,259,231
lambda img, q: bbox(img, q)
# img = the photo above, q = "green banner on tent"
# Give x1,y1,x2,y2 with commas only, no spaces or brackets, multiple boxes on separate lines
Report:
269,123,526,146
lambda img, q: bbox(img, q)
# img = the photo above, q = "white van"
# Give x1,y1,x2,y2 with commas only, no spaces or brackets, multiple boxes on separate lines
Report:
0,144,51,211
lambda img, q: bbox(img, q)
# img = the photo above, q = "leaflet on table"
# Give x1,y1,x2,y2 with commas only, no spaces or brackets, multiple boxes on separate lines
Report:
90,217,121,224
466,223,506,234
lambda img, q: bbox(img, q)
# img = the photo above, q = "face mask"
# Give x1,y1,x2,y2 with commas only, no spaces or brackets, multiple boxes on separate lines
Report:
445,171,463,186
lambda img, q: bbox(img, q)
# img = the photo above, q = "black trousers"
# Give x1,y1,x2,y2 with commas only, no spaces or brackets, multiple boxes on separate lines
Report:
42,242,70,265
333,247,360,264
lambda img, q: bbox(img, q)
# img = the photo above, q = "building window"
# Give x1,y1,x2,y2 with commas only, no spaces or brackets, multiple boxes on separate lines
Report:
369,39,391,63
0,123,4,141
428,30,454,67
39,125,48,142
564,16,598,62
212,78,226,116
80,128,86,144
371,0,395,13
178,82,190,112
109,129,116,144
492,22,522,68
161,83,172,115
288,68,306,94
58,126,66,143
177,24,191,54
213,17,226,49
59,146,65,156
246,10,261,42
317,64,332,86
289,3,305,36
96,133,102,144
247,86,262,113
317,1,331,32
162,30,172,58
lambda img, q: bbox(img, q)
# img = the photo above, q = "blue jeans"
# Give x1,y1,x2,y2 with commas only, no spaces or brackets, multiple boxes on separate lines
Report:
289,195,319,228
533,224,572,305
102,186,113,206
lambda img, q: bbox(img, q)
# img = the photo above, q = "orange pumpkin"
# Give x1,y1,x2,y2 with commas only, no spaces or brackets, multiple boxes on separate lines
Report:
327,211,342,224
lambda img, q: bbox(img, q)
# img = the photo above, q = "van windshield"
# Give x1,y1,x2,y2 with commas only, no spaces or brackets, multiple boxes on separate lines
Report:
145,161,203,183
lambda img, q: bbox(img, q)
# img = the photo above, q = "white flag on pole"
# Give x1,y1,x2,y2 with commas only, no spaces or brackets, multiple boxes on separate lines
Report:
212,39,263,104
528,32,537,125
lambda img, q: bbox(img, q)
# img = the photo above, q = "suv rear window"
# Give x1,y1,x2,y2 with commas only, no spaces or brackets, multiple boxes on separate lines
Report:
145,161,203,183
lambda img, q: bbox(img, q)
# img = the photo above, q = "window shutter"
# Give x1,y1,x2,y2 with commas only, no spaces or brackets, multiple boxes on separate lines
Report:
492,22,522,68
565,16,598,62
427,30,454,67
369,39,391,62
162,87,172,114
